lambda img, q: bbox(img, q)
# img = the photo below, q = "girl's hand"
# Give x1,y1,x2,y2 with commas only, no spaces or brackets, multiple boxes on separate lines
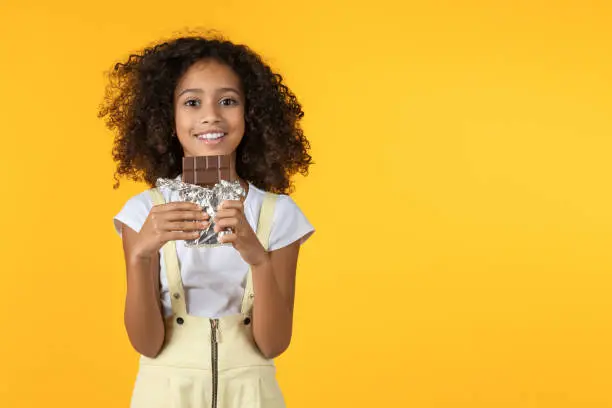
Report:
133,202,210,260
214,200,268,266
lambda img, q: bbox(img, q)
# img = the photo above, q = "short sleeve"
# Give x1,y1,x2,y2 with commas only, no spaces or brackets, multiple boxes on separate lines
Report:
113,191,154,237
268,195,315,251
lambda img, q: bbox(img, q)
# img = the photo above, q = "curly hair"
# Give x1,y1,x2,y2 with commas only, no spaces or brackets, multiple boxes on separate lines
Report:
98,33,312,194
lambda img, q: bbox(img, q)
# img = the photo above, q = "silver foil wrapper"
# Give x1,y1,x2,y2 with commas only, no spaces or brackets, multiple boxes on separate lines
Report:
155,178,246,248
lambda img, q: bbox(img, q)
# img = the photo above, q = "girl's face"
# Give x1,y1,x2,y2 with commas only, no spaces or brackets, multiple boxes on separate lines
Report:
173,59,245,158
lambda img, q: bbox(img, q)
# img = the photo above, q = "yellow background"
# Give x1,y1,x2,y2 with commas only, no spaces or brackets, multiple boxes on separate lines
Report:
1,1,611,407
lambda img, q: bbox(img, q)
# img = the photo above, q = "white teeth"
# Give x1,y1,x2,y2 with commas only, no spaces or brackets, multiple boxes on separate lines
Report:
197,132,225,140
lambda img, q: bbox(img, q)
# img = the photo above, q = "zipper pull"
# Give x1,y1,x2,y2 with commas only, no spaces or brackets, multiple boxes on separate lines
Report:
211,319,222,343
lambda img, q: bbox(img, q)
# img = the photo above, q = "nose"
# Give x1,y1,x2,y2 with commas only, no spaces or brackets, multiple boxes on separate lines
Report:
198,99,222,125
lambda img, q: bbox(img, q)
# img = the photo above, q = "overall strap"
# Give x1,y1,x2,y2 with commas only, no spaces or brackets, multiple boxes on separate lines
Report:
148,188,187,316
240,192,278,315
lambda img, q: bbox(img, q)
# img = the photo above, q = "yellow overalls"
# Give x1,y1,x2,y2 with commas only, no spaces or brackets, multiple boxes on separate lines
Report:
129,188,285,408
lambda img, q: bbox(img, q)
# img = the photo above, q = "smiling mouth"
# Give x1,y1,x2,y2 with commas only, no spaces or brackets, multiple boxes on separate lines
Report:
195,132,226,141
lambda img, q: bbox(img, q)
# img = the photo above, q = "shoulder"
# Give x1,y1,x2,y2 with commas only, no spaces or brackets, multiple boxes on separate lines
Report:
244,184,302,221
246,184,314,251
274,193,306,222
113,188,163,236
244,183,301,209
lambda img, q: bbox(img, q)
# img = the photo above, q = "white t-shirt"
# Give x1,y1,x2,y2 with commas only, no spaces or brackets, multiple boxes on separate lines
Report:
113,181,314,318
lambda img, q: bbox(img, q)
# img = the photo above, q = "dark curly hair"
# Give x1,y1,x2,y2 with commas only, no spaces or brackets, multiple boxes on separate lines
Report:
98,33,312,194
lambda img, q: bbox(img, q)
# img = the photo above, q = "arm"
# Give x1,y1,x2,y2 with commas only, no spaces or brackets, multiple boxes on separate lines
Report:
250,242,300,359
121,224,166,358
118,201,209,358
214,200,304,359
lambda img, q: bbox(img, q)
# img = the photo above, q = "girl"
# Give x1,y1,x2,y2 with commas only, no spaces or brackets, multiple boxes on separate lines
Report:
99,34,314,408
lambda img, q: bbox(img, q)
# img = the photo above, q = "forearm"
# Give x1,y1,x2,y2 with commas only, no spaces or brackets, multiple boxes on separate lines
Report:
124,254,165,358
251,255,293,359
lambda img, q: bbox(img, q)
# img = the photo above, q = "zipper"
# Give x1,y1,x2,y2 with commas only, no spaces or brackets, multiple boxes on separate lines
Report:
210,318,220,408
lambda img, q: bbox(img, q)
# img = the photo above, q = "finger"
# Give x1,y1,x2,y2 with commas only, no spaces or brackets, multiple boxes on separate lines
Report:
214,218,238,231
160,210,209,222
153,202,202,212
217,200,243,211
218,233,238,244
215,208,240,219
163,220,210,232
164,230,202,242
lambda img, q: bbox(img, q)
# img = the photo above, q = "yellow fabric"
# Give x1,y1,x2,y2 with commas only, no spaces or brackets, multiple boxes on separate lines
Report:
148,188,187,316
241,192,277,316
130,187,283,408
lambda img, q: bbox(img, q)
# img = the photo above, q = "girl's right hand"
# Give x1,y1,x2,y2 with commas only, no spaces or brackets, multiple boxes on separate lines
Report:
132,202,209,260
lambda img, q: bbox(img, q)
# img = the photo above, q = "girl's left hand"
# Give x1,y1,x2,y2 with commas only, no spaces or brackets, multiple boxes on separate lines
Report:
214,200,268,266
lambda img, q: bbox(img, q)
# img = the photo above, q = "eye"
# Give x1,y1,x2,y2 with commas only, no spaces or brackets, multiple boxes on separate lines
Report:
184,98,200,107
219,97,239,106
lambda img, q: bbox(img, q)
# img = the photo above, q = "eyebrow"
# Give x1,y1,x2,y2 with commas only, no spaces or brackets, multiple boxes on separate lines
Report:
177,87,241,98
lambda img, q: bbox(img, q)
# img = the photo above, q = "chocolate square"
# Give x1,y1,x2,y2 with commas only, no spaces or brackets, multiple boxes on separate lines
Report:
182,155,235,187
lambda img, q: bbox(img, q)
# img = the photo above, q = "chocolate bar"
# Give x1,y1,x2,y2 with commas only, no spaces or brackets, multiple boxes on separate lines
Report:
182,155,235,187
